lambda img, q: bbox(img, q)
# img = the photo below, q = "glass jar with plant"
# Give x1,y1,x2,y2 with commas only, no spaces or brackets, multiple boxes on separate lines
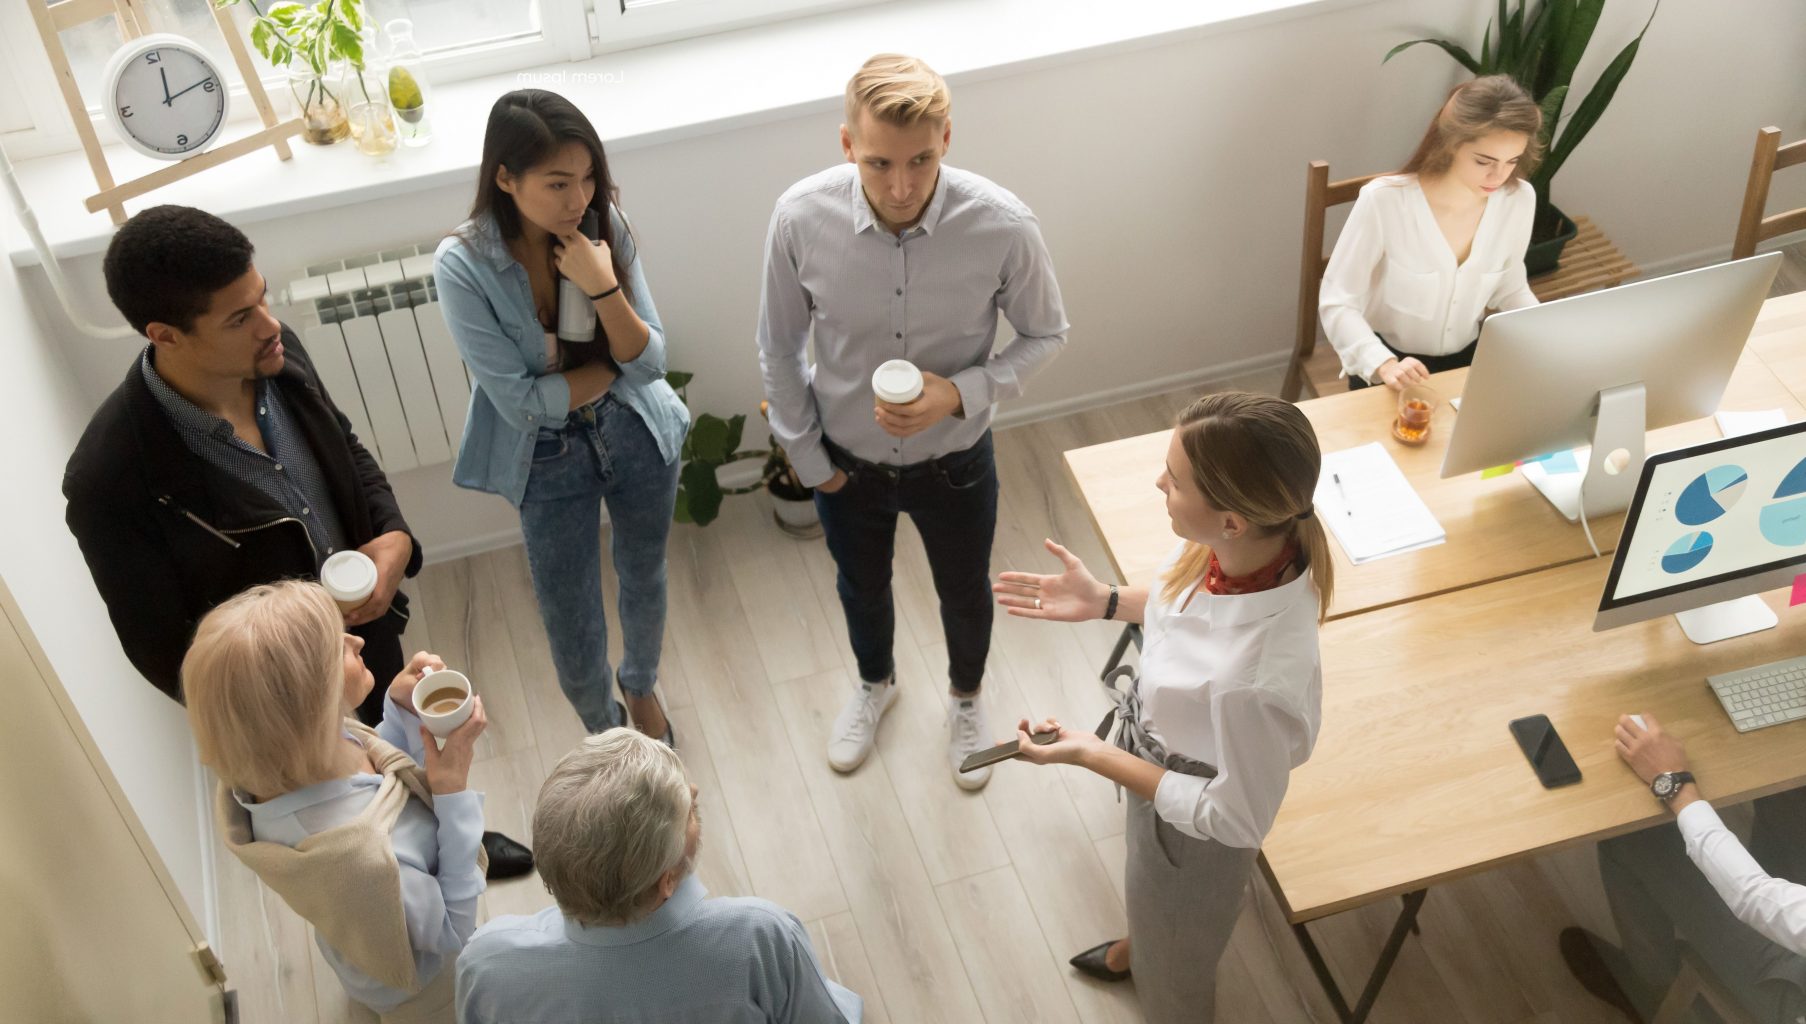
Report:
343,26,397,156
382,19,432,146
216,0,379,146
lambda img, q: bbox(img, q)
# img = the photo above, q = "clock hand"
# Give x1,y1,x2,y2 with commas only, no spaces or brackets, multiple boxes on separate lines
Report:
160,66,172,106
167,77,214,104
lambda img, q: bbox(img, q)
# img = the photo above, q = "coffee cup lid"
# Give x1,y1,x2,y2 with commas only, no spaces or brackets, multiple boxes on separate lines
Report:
321,550,377,597
873,360,922,399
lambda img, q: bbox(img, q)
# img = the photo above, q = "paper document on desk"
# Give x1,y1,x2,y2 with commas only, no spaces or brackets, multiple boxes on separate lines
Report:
1314,443,1447,564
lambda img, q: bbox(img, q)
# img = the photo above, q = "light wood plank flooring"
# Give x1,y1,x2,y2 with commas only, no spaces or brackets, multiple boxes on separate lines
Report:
210,360,1690,1024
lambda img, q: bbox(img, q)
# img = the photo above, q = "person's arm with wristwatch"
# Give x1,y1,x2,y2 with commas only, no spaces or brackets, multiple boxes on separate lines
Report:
1616,712,1806,955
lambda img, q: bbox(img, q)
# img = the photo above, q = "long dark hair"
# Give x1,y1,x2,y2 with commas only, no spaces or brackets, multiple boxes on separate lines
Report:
463,89,633,368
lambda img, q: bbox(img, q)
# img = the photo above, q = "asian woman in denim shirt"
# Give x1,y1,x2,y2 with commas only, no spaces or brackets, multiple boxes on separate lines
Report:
434,90,688,743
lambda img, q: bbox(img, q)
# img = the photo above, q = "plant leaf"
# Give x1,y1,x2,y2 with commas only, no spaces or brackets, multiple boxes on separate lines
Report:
724,413,746,456
664,370,693,391
1540,12,1653,187
1550,0,1606,94
1480,17,1493,70
1496,0,1516,70
673,488,693,524
689,413,732,464
1531,83,1569,170
331,21,362,65
679,461,724,526
249,19,273,58
1382,38,1481,74
268,2,303,24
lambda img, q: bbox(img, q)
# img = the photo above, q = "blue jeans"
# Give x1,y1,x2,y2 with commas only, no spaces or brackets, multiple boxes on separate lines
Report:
519,395,679,733
813,432,999,694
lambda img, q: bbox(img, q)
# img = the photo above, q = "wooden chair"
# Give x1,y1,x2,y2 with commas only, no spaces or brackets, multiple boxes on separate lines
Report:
1650,944,1759,1024
1733,126,1806,261
1281,160,1384,402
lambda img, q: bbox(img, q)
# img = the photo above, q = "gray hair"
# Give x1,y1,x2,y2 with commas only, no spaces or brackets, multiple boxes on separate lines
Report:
533,728,693,926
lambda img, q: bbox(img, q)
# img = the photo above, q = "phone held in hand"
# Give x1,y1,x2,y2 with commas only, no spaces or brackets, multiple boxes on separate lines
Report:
1509,714,1582,789
960,730,1060,774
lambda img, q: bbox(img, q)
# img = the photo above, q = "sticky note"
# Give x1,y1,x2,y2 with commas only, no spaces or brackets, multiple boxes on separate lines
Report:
1792,574,1806,607
1543,449,1582,475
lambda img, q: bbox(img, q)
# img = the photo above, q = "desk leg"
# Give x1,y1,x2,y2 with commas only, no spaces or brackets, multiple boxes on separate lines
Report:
1102,624,1143,680
1289,889,1428,1024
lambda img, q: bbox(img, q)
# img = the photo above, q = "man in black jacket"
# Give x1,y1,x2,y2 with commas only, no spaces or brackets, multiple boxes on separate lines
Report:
64,205,530,878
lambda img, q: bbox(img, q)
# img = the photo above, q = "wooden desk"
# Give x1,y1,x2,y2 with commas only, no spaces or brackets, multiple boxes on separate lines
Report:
1064,349,1803,620
1263,559,1806,922
1749,290,1806,408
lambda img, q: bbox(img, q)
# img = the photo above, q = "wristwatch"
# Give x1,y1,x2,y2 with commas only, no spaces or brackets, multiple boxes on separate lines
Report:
1651,770,1695,803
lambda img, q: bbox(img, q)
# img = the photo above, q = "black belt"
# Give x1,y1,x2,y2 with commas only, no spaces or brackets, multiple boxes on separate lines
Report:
823,437,977,482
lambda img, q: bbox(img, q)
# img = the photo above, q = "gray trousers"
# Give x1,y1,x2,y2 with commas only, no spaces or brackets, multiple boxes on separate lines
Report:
1124,790,1258,1024
1599,786,1806,1023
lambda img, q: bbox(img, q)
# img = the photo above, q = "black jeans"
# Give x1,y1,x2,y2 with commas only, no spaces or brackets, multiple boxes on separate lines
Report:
1346,334,1479,390
814,432,999,694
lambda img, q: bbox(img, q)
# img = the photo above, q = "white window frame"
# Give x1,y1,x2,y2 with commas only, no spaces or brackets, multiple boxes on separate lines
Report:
589,0,890,54
0,0,592,159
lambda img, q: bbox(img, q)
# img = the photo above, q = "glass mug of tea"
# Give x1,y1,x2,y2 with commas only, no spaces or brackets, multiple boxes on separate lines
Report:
413,666,475,737
1391,384,1440,446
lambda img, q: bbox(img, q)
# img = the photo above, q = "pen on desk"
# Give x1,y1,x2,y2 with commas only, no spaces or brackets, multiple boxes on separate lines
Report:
1332,473,1353,516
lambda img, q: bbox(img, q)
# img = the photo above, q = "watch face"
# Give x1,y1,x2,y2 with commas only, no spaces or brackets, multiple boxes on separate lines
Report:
1654,775,1675,797
110,42,227,158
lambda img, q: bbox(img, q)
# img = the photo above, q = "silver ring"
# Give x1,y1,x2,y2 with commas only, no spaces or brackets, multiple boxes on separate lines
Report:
1035,597,1042,610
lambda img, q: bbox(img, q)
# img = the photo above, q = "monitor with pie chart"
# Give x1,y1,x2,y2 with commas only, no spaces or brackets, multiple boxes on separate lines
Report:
1596,419,1806,643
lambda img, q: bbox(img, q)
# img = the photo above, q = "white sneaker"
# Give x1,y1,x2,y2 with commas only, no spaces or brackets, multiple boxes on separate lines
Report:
949,695,993,791
827,678,898,773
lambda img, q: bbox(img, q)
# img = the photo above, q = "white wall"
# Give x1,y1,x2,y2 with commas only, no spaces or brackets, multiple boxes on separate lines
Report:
20,0,1806,561
0,224,208,922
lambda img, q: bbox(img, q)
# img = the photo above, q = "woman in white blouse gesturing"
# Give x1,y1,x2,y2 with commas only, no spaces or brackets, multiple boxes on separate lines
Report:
992,392,1333,1024
1321,74,1545,391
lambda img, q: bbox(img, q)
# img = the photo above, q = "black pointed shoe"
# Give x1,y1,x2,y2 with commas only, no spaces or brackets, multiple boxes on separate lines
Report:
482,831,535,880
1069,939,1131,982
1558,927,1645,1024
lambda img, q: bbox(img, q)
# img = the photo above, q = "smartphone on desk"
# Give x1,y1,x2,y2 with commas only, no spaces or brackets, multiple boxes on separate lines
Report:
960,730,1060,774
1509,714,1582,788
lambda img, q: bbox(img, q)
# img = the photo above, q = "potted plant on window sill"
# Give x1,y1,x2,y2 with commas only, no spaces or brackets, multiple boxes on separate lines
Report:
1386,0,1660,275
216,0,375,146
666,372,820,537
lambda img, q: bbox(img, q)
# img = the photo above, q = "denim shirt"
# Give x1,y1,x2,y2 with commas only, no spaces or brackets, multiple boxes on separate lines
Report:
434,208,689,507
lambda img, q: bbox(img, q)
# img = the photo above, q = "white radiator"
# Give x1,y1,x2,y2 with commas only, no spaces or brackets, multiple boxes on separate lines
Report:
283,243,469,473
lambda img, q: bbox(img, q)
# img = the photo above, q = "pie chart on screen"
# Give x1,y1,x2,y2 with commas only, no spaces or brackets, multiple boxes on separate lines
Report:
1762,456,1806,547
1661,531,1713,574
1675,465,1749,525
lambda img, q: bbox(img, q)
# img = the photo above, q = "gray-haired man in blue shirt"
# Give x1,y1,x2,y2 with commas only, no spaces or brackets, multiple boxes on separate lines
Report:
456,728,861,1023
757,54,1069,791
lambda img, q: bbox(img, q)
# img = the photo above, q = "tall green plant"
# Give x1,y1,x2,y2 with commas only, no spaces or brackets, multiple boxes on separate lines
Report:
1385,0,1660,238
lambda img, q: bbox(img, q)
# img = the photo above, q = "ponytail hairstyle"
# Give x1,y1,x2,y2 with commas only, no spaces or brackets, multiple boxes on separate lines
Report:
1398,74,1544,184
1160,392,1335,621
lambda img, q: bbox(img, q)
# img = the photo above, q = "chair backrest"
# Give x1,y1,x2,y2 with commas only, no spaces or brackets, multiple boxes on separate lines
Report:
1282,161,1387,401
1734,126,1806,261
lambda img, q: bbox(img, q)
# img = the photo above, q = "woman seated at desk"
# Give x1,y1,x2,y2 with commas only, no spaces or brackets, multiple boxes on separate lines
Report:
1321,74,1544,391
991,392,1332,1024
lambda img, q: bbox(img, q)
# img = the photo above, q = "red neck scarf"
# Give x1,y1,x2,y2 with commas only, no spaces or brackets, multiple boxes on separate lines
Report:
1203,539,1300,597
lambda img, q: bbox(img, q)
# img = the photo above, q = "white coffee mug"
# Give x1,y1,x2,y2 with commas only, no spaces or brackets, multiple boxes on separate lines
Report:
413,667,474,738
320,550,377,613
872,359,924,405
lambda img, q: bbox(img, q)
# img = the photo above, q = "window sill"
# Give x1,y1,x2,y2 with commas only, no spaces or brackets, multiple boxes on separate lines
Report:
5,0,1364,268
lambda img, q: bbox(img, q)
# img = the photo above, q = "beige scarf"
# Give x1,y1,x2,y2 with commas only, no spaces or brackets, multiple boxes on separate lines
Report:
217,719,486,995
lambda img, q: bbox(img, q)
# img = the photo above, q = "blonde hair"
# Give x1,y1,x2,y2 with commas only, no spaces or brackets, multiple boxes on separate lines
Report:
1399,74,1544,183
1161,392,1336,621
183,581,350,798
533,729,694,926
844,53,951,131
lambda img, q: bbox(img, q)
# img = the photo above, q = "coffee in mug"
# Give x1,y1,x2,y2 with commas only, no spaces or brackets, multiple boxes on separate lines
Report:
872,359,924,405
320,550,377,613
412,667,474,737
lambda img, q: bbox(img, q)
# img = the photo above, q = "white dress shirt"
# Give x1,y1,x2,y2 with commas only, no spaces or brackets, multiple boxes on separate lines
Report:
1677,799,1806,954
756,163,1069,488
1136,543,1323,848
1319,174,1539,382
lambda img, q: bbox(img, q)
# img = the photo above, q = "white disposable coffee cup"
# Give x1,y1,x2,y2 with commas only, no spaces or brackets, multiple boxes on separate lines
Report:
872,359,924,405
413,667,474,738
320,550,377,613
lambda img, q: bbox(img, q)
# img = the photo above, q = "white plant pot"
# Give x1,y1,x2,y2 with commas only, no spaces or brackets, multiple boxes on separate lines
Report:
770,492,821,538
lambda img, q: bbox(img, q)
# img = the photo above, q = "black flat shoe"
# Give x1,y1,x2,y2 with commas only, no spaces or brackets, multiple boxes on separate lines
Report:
1558,927,1645,1024
1069,939,1131,982
482,831,535,881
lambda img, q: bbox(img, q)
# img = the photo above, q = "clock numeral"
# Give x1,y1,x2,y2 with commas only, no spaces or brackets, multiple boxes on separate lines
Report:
144,50,160,64
176,134,189,147
119,105,133,118
202,79,216,93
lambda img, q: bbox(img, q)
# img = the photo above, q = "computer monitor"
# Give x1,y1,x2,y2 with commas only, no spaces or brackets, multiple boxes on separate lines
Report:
1440,252,1782,521
1595,420,1806,644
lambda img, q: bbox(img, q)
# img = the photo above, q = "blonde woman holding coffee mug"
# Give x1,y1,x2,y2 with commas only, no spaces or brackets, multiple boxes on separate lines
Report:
185,580,488,1024
1320,74,1543,391
992,393,1332,1024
